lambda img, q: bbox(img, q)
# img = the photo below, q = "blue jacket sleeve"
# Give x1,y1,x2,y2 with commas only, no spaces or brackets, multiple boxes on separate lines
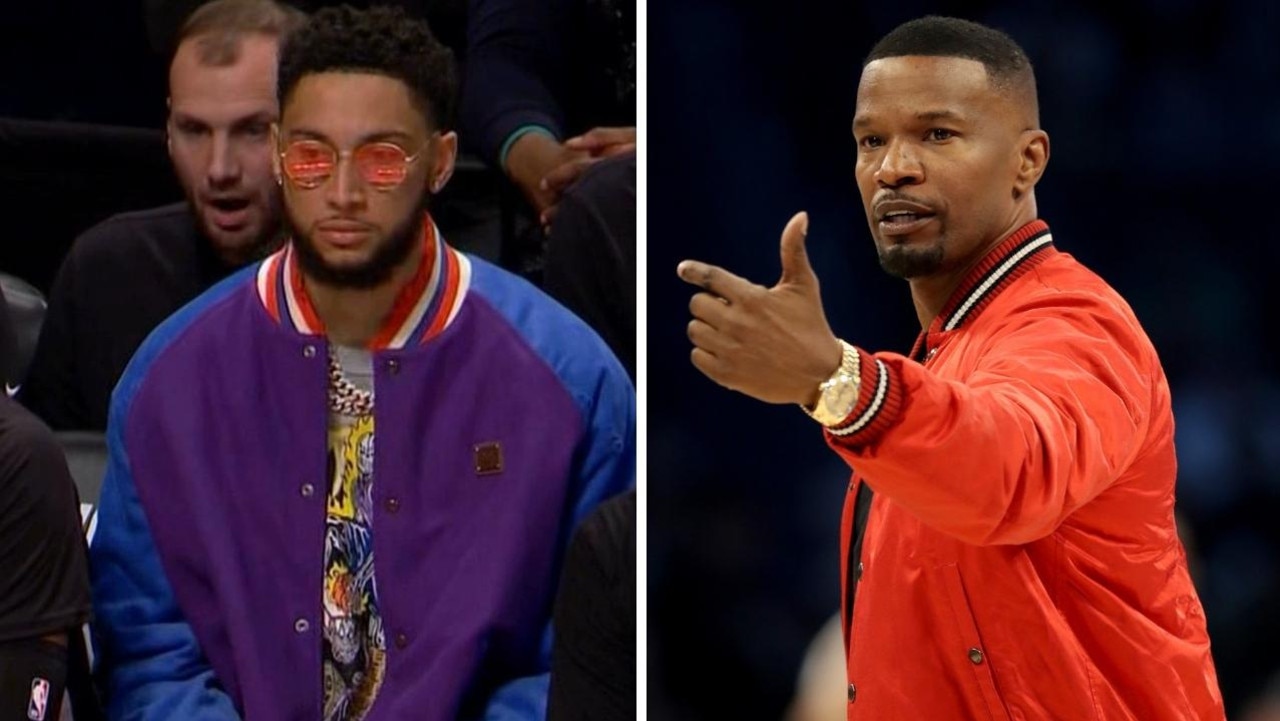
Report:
484,673,551,720
482,347,635,720
563,352,636,528
90,404,239,720
484,352,635,720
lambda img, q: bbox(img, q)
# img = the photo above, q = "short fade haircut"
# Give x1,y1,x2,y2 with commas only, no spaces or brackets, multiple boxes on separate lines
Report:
278,5,458,131
865,16,1038,123
174,0,306,66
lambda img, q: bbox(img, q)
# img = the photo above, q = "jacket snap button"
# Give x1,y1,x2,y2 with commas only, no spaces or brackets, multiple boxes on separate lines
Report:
294,618,309,633
385,497,400,513
969,647,984,664
303,345,316,358
856,561,864,580
300,483,314,498
387,359,400,375
847,683,856,702
395,632,408,649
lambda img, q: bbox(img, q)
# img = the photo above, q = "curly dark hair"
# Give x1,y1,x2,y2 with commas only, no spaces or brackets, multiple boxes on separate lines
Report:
278,5,457,130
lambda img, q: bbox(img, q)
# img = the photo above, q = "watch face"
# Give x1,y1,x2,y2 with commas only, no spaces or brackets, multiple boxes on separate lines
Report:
822,377,858,420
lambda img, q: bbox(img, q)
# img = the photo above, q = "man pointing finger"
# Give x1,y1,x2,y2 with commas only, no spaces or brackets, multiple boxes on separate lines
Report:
678,15,1223,721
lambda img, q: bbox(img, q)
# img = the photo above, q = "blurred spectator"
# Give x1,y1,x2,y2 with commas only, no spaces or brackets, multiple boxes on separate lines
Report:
783,613,844,721
1244,673,1280,721
460,0,635,372
543,151,635,377
548,490,636,721
460,0,635,299
0,285,93,721
147,1,466,60
19,0,304,430
461,0,633,219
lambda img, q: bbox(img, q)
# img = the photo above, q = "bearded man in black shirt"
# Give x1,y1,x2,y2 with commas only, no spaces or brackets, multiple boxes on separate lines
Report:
20,0,305,431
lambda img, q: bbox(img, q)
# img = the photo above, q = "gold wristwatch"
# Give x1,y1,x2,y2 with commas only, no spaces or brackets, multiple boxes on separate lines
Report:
801,340,862,427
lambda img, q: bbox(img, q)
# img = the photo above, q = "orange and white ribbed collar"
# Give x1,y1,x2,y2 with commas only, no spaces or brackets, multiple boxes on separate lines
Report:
255,214,472,350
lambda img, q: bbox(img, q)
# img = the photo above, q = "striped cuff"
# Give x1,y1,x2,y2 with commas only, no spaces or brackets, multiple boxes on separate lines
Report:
826,348,905,446
499,125,558,172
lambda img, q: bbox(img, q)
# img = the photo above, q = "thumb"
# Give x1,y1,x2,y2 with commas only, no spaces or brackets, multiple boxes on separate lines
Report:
778,211,815,287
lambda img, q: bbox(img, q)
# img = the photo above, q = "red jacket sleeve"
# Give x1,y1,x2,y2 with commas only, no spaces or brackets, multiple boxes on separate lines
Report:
827,296,1157,546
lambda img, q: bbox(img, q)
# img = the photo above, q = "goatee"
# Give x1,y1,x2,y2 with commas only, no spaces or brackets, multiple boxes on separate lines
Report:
877,242,945,279
289,197,429,290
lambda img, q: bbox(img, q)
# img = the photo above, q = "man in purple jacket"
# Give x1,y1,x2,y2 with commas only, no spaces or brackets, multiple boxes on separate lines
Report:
89,7,635,720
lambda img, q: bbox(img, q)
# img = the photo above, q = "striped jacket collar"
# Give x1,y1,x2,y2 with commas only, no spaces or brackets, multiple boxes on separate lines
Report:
255,215,472,350
913,220,1054,358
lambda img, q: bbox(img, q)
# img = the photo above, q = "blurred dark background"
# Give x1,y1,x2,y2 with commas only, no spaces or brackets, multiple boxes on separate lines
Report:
649,1,1280,719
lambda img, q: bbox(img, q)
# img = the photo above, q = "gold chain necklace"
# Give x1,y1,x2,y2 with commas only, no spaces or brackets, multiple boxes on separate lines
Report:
327,347,374,416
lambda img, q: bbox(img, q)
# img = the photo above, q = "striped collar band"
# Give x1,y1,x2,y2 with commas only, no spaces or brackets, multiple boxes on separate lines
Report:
256,214,472,350
932,220,1054,334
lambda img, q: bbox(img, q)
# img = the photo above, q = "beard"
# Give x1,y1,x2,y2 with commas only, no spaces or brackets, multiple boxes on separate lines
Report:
289,194,430,290
877,240,946,279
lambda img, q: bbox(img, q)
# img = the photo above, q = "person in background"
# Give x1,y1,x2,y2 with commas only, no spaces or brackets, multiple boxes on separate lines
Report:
547,489,635,721
461,0,636,378
542,151,634,378
0,283,92,721
20,0,304,431
460,0,633,228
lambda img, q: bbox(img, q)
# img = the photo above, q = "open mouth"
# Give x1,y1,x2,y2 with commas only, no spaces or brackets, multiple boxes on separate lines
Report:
209,197,251,213
881,210,932,225
877,208,936,236
206,197,252,230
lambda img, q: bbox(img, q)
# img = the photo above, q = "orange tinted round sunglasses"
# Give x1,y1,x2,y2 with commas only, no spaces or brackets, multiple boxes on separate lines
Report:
280,139,425,191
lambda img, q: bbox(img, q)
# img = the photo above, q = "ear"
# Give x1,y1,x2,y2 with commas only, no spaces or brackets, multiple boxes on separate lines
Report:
1013,129,1049,198
270,123,283,187
429,131,458,193
164,97,174,158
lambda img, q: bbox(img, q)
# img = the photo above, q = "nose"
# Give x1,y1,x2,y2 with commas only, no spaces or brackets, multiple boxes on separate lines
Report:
326,152,366,212
207,132,242,188
873,139,924,189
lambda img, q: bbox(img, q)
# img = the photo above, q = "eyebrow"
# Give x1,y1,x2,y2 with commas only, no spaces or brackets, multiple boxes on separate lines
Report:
171,110,276,127
234,112,276,124
853,109,967,129
915,110,965,123
284,128,417,146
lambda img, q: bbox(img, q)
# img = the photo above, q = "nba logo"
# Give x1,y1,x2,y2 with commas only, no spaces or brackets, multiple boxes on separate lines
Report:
27,677,49,721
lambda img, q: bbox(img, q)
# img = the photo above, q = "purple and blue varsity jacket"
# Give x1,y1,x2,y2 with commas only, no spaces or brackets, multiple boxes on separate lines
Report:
89,226,635,720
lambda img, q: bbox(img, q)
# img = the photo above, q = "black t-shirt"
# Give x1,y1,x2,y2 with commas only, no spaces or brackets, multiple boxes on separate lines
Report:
543,152,636,380
0,277,16,387
548,490,635,721
19,203,241,431
0,395,91,642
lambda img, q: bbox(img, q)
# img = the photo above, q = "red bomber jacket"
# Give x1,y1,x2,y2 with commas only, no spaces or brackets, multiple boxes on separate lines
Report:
826,220,1224,720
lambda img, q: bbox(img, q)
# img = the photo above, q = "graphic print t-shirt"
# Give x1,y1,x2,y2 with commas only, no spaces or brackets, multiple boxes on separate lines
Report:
322,346,386,721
